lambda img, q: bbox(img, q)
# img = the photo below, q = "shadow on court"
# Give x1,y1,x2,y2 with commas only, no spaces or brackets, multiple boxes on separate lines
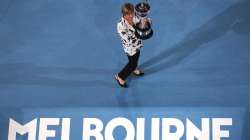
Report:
141,0,250,75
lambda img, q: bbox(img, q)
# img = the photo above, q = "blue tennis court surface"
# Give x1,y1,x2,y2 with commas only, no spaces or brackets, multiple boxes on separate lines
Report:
0,0,250,139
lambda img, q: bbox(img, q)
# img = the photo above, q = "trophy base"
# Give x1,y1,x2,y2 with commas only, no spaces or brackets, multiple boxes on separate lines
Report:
135,29,153,40
134,23,153,40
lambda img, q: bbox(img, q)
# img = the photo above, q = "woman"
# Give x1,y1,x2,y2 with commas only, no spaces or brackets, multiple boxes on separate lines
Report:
115,3,145,88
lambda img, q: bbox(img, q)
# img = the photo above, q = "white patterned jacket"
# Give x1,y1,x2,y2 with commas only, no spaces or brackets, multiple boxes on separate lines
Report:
117,17,143,56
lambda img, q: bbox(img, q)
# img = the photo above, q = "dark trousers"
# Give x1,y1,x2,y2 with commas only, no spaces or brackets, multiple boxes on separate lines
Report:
118,51,140,80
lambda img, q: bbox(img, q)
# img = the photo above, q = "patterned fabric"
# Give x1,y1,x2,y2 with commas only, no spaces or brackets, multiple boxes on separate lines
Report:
117,17,143,56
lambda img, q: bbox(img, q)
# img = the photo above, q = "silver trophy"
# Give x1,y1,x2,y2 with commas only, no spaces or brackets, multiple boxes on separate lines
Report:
134,0,153,40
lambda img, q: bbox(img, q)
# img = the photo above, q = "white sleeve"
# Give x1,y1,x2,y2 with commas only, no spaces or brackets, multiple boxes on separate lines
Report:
117,23,133,45
133,16,140,24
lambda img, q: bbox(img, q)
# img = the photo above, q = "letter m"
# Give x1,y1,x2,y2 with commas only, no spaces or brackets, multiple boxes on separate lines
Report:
8,118,37,140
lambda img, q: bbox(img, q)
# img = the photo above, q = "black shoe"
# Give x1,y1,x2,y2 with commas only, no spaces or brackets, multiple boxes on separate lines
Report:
115,75,128,88
132,70,144,76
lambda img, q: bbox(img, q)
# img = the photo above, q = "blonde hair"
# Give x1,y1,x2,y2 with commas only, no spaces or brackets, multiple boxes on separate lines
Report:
121,3,134,16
